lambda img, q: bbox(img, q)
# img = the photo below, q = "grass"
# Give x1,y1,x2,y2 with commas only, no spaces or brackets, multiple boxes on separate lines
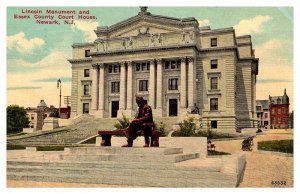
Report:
258,139,293,154
81,136,97,144
36,145,66,151
172,129,235,139
208,150,231,156
7,144,26,150
7,132,27,137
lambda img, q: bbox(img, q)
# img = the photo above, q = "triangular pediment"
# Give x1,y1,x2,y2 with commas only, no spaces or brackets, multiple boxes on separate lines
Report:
95,13,198,39
110,21,182,38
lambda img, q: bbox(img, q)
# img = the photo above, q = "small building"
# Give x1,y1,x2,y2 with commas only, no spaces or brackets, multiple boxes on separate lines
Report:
25,100,52,129
256,100,270,129
269,89,290,129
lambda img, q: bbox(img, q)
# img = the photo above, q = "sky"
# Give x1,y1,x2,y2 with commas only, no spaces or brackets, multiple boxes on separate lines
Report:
6,7,293,110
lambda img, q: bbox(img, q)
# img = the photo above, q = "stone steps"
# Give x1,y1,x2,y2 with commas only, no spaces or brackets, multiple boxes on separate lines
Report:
7,160,220,172
65,147,183,155
60,153,199,163
7,170,236,187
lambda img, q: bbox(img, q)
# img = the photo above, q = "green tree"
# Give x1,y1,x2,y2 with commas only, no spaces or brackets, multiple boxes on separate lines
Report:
7,105,30,134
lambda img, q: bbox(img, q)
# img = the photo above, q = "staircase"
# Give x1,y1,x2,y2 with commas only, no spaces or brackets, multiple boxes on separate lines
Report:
7,116,179,146
7,147,243,187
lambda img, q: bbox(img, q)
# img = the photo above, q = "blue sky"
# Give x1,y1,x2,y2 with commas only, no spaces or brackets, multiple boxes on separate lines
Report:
6,7,293,109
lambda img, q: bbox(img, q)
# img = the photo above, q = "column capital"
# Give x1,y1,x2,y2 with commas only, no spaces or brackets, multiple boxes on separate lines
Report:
179,57,186,62
92,63,99,69
126,61,133,66
156,58,163,64
98,63,105,68
149,59,155,65
120,61,126,66
187,56,194,62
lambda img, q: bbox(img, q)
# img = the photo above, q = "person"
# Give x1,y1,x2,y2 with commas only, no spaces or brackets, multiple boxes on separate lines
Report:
122,96,154,147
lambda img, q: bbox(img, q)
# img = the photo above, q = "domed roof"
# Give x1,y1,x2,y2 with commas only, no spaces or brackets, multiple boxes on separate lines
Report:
282,88,289,104
37,99,47,108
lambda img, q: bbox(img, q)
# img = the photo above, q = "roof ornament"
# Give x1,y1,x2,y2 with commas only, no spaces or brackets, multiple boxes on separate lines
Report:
139,6,150,15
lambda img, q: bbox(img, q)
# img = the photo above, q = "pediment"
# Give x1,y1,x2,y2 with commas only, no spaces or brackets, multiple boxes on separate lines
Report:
95,13,198,39
110,21,181,38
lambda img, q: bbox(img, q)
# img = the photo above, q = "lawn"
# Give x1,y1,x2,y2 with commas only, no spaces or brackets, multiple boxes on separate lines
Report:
208,150,231,156
257,139,293,153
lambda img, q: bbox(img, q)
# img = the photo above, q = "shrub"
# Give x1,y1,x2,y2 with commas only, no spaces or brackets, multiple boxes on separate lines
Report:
208,150,231,156
155,122,166,137
114,113,130,129
172,117,196,137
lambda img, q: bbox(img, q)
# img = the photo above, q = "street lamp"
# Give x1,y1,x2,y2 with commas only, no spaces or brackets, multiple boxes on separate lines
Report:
57,79,62,118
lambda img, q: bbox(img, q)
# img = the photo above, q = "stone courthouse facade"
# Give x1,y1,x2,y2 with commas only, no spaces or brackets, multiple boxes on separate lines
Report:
68,7,259,131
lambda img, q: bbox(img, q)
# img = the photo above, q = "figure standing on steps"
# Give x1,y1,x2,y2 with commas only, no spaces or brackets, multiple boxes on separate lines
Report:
122,96,154,147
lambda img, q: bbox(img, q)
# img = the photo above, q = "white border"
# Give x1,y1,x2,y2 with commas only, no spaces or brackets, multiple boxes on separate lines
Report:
1,1,299,194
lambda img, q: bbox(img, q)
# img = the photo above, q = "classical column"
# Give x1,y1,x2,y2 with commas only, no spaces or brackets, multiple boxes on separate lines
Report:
180,57,187,110
119,62,126,111
98,63,105,117
126,61,133,110
188,57,195,109
149,60,156,108
156,59,163,116
91,64,99,111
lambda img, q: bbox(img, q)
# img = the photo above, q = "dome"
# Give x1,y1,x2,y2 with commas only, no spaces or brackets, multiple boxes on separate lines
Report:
282,88,289,104
37,99,47,108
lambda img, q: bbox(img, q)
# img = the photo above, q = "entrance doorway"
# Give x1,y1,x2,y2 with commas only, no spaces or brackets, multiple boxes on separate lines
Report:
111,101,119,118
169,99,178,116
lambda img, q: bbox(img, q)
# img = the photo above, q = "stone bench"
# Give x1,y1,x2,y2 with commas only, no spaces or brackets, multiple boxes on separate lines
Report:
98,128,160,147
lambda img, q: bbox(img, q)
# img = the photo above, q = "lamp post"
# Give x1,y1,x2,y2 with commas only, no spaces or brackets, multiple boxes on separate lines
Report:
57,79,62,118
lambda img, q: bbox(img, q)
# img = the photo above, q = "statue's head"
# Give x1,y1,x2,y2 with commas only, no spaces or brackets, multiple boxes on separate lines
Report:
136,96,145,107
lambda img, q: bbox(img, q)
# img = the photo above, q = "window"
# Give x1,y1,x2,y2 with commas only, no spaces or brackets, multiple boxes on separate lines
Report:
278,109,281,114
168,78,178,90
282,108,285,114
83,84,90,96
84,69,90,77
31,114,34,120
108,64,120,73
111,82,120,93
211,38,217,47
211,60,218,69
264,113,268,118
210,77,218,90
139,80,148,91
210,98,218,111
272,109,275,114
278,118,281,123
256,106,262,111
85,50,90,57
136,62,150,72
83,103,89,114
211,121,218,129
165,60,181,69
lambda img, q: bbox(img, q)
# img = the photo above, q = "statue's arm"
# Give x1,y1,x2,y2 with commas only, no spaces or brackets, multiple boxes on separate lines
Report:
133,106,151,124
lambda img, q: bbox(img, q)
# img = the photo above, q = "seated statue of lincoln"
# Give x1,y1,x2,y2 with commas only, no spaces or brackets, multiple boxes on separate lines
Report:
122,96,154,147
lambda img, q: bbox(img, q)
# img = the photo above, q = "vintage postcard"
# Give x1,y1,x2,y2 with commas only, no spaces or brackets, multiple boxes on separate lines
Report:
6,6,293,188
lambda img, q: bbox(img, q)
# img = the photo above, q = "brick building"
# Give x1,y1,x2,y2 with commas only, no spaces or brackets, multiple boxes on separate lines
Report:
269,89,290,129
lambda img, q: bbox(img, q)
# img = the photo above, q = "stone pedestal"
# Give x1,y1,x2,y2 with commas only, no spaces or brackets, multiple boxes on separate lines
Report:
42,117,59,130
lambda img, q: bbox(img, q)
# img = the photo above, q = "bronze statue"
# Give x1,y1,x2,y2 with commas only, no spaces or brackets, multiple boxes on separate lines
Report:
122,96,154,147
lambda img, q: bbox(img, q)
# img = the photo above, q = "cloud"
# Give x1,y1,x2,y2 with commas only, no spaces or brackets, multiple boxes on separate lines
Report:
198,19,210,27
72,20,99,41
8,51,70,68
7,32,45,53
234,15,272,36
33,77,72,83
7,86,41,90
254,39,293,109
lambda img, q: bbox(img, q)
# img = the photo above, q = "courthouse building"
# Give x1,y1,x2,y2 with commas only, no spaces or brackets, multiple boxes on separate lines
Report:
68,7,259,132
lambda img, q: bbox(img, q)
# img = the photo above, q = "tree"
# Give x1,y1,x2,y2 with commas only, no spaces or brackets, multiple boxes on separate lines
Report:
49,108,59,118
7,105,30,134
289,111,294,129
